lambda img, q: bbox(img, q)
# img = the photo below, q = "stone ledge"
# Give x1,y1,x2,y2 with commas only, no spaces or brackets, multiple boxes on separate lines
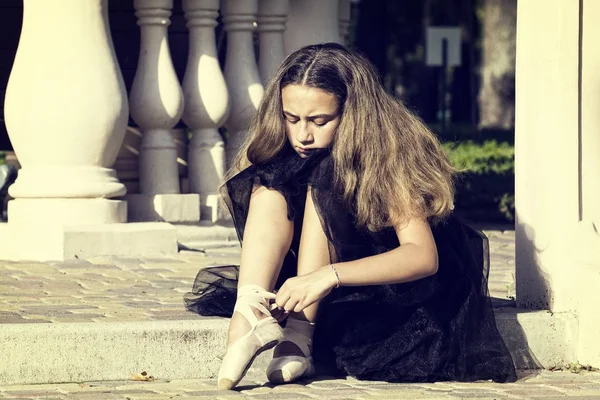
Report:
0,309,578,385
0,222,178,261
175,221,239,250
495,308,578,370
125,194,200,223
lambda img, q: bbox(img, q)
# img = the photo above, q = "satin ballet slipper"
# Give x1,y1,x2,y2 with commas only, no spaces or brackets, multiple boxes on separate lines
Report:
218,285,284,390
267,318,315,384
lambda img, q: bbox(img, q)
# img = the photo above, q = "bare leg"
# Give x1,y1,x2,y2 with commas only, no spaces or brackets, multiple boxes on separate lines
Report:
275,187,331,357
227,185,293,348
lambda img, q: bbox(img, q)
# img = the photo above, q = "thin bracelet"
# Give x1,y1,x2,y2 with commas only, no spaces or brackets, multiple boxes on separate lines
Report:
330,264,341,289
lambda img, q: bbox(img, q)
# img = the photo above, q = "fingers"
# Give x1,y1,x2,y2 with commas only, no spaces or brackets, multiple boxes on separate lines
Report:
275,289,288,310
293,302,305,313
275,289,301,313
262,292,277,300
284,298,301,313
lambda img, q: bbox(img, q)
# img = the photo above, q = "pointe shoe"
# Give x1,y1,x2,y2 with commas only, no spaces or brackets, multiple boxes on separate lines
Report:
218,285,284,390
267,318,315,384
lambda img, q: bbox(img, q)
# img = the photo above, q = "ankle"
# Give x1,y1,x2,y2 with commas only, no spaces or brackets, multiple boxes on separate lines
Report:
285,318,315,338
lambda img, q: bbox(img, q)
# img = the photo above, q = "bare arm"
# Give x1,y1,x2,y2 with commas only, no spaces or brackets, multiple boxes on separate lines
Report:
275,187,439,313
333,217,438,287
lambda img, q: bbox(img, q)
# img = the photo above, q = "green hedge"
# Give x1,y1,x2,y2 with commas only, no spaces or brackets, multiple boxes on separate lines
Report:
442,139,514,223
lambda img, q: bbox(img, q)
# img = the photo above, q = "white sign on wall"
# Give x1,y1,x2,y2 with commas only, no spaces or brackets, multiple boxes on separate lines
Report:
426,27,462,67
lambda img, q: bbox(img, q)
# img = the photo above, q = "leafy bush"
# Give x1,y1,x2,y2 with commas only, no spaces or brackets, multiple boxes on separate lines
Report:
442,139,514,223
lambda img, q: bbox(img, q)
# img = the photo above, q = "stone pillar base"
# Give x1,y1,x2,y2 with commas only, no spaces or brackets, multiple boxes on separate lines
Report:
202,194,232,223
8,199,127,225
0,222,177,261
125,194,200,223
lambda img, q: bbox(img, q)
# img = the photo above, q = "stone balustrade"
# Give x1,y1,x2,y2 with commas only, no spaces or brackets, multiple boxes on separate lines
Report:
117,0,348,219
125,0,347,218
0,0,348,259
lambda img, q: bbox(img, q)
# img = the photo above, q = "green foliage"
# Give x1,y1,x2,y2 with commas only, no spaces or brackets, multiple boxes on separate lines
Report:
443,140,513,174
442,139,514,223
0,152,4,165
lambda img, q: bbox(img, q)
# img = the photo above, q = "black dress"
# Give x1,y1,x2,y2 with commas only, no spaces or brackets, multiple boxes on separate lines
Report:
185,147,517,383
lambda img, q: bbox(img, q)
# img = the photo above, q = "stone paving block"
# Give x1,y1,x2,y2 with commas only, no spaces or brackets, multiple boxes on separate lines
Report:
246,393,313,399
113,382,182,393
182,390,246,398
140,258,187,264
60,392,123,399
448,391,510,398
354,383,431,391
541,397,600,400
505,388,569,397
122,302,162,308
360,393,455,400
0,392,64,399
161,379,214,389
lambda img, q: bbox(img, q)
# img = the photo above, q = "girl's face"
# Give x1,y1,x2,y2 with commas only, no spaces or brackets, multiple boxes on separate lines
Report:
281,84,340,158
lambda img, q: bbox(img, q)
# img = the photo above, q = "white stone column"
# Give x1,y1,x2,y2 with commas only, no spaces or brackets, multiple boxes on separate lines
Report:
0,0,178,261
284,0,341,55
221,0,264,163
257,0,289,85
127,0,200,222
181,0,229,222
130,0,183,195
338,0,351,46
4,0,128,225
515,0,600,366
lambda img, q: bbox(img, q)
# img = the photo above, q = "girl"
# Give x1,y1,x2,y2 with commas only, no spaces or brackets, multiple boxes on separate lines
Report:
185,43,516,390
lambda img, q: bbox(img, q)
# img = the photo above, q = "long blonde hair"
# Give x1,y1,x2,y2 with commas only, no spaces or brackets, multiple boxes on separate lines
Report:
226,43,454,231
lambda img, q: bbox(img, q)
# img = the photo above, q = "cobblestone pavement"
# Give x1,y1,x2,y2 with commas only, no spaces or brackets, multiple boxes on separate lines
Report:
4,228,584,399
485,229,517,303
0,246,241,324
0,229,516,324
1,370,600,399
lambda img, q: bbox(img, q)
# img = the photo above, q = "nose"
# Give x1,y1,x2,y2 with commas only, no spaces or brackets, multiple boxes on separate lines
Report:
295,121,314,144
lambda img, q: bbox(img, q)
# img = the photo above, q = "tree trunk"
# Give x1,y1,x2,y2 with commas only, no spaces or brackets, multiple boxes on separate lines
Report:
478,0,517,130
354,0,388,83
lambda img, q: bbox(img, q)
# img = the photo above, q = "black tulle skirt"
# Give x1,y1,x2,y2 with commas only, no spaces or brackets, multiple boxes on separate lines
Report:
185,147,516,383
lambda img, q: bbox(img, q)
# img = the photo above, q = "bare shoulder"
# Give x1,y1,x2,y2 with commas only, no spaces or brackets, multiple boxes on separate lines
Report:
394,217,436,248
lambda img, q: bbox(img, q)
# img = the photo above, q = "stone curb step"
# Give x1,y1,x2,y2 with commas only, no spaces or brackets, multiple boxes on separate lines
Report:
0,309,577,385
175,223,239,250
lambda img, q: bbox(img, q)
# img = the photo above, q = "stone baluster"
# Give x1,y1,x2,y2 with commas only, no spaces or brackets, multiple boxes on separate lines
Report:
221,0,264,163
129,0,184,195
0,0,179,260
257,0,289,85
339,0,351,45
182,0,229,222
284,0,341,55
127,0,200,223
4,0,129,226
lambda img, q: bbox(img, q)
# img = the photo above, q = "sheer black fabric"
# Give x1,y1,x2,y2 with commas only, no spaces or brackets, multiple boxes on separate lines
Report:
184,147,517,383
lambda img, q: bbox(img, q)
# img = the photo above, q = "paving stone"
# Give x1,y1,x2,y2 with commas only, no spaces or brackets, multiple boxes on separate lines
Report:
4,229,595,400
0,392,65,399
246,393,312,399
183,390,247,398
448,391,510,398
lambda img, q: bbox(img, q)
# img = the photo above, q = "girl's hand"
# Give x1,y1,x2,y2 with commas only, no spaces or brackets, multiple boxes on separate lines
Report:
275,265,338,313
